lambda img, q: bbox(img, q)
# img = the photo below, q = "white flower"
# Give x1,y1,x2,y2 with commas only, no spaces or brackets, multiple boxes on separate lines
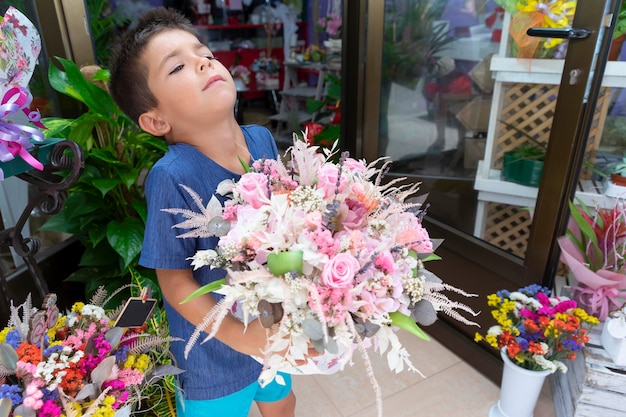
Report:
81,304,105,320
217,179,236,196
188,249,218,270
487,325,503,336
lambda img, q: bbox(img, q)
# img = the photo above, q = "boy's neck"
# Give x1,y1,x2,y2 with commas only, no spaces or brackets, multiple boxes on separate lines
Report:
180,118,249,174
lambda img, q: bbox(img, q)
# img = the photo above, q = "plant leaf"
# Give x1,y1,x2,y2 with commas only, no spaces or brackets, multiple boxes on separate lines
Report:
180,279,226,304
0,398,12,417
0,344,18,371
107,217,144,270
389,311,430,341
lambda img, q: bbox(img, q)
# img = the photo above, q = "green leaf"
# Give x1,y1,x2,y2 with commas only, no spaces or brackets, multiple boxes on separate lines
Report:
421,253,442,262
238,156,253,173
80,242,119,266
118,167,140,189
52,57,117,118
131,199,149,224
306,98,326,114
88,224,108,247
48,60,83,102
389,311,430,341
181,279,227,304
91,148,124,165
38,210,82,234
92,178,122,197
107,217,145,270
63,192,103,218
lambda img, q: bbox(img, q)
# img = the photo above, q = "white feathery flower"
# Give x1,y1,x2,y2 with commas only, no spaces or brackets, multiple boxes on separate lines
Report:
188,250,218,270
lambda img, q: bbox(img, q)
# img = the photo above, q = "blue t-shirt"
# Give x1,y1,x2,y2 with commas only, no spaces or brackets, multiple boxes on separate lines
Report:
139,125,279,400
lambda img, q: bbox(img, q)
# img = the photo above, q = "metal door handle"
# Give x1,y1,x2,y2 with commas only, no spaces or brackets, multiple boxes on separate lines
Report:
526,28,591,39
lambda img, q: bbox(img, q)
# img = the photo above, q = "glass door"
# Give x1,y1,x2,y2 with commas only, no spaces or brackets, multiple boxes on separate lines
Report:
342,0,621,380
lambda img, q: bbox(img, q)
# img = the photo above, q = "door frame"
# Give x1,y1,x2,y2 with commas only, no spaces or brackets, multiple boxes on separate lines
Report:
341,0,621,382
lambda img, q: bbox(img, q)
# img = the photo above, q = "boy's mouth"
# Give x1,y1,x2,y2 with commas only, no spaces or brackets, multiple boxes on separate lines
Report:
203,75,223,90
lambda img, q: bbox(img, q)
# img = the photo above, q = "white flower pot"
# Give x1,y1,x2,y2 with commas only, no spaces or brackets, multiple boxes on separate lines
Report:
489,349,551,417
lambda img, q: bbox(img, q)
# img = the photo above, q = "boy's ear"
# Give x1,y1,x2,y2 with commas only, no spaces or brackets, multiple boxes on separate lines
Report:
138,110,171,136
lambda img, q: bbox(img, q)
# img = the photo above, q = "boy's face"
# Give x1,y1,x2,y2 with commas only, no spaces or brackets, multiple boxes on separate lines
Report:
140,29,236,136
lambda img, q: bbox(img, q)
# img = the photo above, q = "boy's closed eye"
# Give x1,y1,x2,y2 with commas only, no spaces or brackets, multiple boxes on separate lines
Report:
168,56,218,75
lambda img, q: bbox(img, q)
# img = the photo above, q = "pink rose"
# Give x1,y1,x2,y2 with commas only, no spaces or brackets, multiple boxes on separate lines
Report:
321,253,359,288
235,172,269,209
316,163,347,198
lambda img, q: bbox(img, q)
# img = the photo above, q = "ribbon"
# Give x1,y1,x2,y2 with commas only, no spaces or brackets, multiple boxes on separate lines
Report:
510,0,577,58
571,284,625,321
0,86,46,179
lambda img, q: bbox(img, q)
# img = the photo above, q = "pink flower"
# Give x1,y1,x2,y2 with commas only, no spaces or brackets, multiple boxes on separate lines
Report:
316,164,347,198
397,222,432,253
343,158,366,174
321,253,360,288
374,251,395,274
342,199,368,229
235,172,269,209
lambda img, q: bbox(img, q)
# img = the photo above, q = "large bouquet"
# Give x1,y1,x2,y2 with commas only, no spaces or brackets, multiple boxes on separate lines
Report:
496,0,576,59
474,284,599,373
0,290,182,417
558,199,626,320
166,136,478,408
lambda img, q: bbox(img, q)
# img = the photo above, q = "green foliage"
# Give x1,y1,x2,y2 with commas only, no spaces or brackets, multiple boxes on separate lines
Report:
499,119,547,161
615,1,626,39
39,57,167,297
382,0,454,88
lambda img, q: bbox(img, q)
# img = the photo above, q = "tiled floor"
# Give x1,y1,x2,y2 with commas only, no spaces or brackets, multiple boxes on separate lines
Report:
249,331,556,417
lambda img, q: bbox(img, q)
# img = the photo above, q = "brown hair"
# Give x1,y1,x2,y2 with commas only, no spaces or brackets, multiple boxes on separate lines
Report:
109,7,198,124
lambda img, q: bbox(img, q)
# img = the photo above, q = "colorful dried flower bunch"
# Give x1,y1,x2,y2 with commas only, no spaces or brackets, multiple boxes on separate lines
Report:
475,284,599,372
0,290,182,417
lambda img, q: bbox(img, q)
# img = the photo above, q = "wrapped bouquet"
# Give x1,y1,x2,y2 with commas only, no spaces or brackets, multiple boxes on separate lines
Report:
165,136,478,415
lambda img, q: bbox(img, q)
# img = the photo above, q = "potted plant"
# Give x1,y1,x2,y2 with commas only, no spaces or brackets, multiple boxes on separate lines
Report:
474,284,598,417
499,120,547,187
38,58,167,303
557,198,626,320
379,0,454,153
304,73,341,147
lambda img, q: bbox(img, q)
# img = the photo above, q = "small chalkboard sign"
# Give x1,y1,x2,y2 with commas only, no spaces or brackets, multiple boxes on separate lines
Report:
114,297,157,328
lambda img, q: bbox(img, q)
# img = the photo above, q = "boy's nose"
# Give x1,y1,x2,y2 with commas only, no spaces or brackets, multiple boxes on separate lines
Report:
198,57,213,72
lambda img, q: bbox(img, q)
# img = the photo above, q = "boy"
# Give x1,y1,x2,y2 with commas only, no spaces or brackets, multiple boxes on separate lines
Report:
109,7,296,417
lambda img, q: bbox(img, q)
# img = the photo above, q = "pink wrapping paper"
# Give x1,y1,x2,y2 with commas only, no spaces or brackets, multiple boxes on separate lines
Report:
558,236,626,320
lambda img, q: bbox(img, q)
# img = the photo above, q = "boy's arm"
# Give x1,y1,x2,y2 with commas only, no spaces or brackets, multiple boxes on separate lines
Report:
156,268,269,356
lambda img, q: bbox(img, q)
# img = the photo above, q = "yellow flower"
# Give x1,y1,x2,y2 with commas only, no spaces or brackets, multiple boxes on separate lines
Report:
0,326,12,343
484,334,499,348
72,302,85,313
474,332,483,342
135,353,151,372
124,354,137,369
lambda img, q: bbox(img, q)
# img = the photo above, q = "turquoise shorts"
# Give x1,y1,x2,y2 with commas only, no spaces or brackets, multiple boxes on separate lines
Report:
175,373,292,417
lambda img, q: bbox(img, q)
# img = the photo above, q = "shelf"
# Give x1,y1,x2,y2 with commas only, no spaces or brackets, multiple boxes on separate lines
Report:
194,22,305,30
268,110,313,124
490,57,626,88
475,161,616,209
280,86,317,98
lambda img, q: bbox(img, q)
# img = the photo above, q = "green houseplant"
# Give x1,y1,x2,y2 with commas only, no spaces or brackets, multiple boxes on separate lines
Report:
500,120,547,187
379,0,454,153
39,57,167,301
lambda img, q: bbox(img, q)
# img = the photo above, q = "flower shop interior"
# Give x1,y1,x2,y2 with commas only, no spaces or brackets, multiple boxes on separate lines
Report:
2,0,626,416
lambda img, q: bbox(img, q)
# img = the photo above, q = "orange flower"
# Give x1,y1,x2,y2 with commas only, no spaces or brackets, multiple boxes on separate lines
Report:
59,363,86,397
15,342,41,365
